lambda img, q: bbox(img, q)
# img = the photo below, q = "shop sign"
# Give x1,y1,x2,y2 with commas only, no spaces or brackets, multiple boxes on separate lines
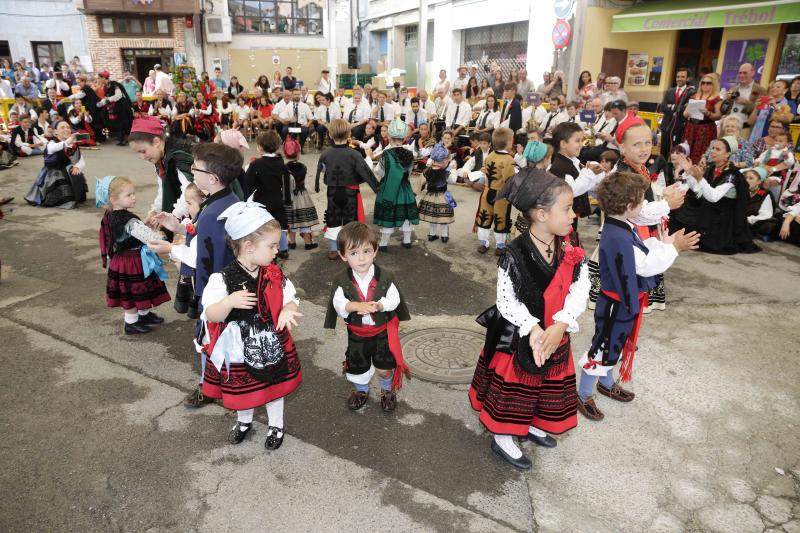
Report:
612,3,800,32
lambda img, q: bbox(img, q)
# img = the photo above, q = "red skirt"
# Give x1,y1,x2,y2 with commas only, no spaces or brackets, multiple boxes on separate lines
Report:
682,122,717,164
469,336,577,436
106,249,171,310
202,331,302,410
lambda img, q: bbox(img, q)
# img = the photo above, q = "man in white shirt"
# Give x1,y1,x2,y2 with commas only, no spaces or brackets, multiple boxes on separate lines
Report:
417,90,437,116
153,64,175,96
404,97,428,131
317,69,335,95
280,88,313,147
433,87,451,120
445,88,471,141
333,87,350,110
372,91,395,127
314,92,341,149
0,75,13,99
272,92,293,124
724,63,766,137
540,96,563,138
344,89,372,139
452,65,469,93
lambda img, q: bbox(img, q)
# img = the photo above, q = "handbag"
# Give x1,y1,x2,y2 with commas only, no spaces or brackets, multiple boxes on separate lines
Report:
444,190,457,208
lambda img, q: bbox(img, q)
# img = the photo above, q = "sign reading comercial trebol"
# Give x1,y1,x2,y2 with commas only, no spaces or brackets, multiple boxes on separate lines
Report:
612,3,800,32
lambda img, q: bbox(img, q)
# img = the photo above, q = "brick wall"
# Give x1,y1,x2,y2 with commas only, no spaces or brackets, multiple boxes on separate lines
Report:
85,15,186,78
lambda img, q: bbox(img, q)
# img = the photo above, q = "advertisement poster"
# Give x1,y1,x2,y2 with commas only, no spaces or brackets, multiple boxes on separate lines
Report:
649,56,663,85
627,53,648,86
720,39,767,89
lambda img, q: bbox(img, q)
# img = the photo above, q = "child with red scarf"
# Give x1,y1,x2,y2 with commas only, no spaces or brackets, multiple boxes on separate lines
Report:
200,198,303,450
577,172,698,422
323,222,411,413
470,171,590,471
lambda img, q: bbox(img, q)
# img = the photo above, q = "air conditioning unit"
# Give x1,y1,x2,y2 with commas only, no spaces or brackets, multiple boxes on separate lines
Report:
206,16,232,43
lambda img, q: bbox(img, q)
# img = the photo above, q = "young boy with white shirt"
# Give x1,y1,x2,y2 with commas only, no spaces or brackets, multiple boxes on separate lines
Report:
324,222,411,412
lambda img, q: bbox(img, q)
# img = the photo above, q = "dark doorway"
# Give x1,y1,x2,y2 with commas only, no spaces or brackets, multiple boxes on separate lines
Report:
673,28,722,83
121,48,173,83
601,48,628,88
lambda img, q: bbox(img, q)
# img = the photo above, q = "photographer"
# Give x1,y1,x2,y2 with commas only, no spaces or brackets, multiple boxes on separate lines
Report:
720,63,766,138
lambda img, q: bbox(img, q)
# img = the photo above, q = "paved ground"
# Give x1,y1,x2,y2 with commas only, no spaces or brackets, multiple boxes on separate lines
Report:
0,144,799,533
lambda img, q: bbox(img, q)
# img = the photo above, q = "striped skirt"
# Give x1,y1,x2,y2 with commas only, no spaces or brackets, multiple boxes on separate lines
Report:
469,337,577,436
106,249,171,310
286,189,320,230
418,191,455,224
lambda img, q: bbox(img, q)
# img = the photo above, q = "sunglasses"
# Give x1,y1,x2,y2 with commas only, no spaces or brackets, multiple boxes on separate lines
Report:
701,81,712,85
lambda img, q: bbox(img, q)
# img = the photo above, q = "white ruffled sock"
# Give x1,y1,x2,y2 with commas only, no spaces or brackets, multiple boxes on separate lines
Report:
494,434,522,459
528,426,547,438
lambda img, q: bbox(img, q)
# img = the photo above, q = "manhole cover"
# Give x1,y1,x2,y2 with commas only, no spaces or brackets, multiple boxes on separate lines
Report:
401,327,484,384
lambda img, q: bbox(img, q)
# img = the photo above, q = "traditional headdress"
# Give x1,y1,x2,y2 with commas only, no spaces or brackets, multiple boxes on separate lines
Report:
95,175,117,208
523,140,548,164
217,195,275,239
497,169,561,212
130,115,164,136
429,143,448,162
388,117,408,139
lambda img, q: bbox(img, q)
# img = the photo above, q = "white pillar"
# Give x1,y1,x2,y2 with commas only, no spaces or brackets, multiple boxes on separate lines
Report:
417,0,428,93
526,0,557,88
431,2,453,92
327,0,337,80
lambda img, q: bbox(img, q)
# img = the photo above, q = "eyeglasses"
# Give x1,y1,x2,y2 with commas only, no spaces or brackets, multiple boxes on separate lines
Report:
191,166,217,179
700,81,712,85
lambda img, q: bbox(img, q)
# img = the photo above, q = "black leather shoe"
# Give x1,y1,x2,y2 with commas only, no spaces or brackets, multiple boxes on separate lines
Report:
520,433,557,448
428,235,439,241
490,440,532,471
124,322,152,335
304,242,319,250
288,242,297,250
378,246,388,253
138,312,164,325
276,251,289,260
229,422,253,444
265,426,284,450
441,237,449,243
401,242,412,249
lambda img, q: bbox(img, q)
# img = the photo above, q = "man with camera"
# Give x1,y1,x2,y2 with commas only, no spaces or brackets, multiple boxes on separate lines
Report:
721,63,766,138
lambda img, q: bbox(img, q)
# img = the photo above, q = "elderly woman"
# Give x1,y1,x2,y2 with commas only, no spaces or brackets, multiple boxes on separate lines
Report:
143,70,157,96
702,115,754,168
671,136,760,254
599,76,627,105
748,79,791,141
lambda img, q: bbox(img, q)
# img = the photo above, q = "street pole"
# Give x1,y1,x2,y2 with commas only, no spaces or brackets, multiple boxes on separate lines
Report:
417,0,427,94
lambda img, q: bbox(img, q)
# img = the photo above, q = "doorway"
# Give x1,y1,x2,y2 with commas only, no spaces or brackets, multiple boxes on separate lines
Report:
122,48,174,83
601,48,628,87
673,28,722,83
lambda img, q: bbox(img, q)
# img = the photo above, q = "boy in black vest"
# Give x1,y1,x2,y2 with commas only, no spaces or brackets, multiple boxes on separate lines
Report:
324,222,411,412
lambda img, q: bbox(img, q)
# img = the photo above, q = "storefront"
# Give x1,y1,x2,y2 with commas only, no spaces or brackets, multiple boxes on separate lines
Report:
579,0,800,108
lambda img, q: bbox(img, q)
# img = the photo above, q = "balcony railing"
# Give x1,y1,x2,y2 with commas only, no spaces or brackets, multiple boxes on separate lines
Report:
78,0,199,15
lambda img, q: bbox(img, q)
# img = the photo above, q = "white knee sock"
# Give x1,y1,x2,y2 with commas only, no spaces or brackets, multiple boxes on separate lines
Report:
494,434,522,459
495,232,508,247
440,225,449,238
237,408,254,424
379,228,392,247
477,227,491,245
137,308,151,316
428,223,437,236
124,311,138,324
265,398,284,430
528,426,547,438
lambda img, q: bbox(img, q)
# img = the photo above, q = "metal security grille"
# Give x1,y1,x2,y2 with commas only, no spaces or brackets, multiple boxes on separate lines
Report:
462,21,528,78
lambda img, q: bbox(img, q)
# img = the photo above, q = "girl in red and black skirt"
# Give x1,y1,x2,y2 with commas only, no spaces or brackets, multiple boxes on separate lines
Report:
97,176,171,335
469,171,590,471
200,199,303,450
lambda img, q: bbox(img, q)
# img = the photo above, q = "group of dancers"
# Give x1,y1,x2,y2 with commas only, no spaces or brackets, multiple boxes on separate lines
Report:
92,108,705,469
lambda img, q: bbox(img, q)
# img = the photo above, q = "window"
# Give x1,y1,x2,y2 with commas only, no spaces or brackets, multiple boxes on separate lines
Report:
229,0,323,35
0,40,11,64
404,25,418,48
32,42,64,67
98,16,172,36
777,22,800,79
462,22,529,79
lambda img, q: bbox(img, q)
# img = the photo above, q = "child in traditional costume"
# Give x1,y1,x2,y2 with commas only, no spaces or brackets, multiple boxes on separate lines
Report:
372,118,419,251
577,172,699,421
418,143,456,243
201,198,303,449
96,176,170,335
170,93,195,138
324,222,411,412
144,141,245,408
283,135,320,250
474,127,516,256
314,118,379,260
24,120,87,208
470,172,590,471
171,183,206,319
743,167,777,240
193,91,218,142
513,141,554,234
756,129,795,200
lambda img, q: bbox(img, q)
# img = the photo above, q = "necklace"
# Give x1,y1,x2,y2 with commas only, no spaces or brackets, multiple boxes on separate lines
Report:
236,260,259,274
530,231,555,259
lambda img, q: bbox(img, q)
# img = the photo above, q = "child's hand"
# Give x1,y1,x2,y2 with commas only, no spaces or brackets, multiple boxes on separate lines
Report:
780,217,793,240
154,212,180,232
528,324,546,366
662,184,686,210
586,161,603,174
665,228,700,251
534,322,567,364
277,307,303,331
226,290,257,310
147,240,172,255
352,301,379,315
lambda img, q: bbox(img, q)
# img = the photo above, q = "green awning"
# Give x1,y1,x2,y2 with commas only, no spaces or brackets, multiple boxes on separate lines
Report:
612,0,800,32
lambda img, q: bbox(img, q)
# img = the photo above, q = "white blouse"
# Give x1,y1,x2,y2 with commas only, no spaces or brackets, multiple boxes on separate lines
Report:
496,262,590,336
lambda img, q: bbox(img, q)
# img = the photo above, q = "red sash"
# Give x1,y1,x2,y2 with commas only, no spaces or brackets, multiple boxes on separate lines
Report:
345,273,410,390
542,240,585,349
347,185,365,223
600,289,648,382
